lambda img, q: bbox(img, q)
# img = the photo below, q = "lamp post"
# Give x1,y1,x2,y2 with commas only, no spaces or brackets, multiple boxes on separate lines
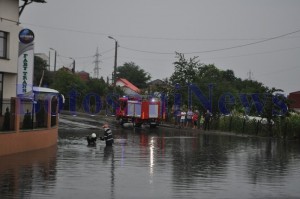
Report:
50,48,57,72
108,36,118,87
48,50,51,71
69,57,75,73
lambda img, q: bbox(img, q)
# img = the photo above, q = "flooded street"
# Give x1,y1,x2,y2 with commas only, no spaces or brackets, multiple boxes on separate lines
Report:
1,114,300,199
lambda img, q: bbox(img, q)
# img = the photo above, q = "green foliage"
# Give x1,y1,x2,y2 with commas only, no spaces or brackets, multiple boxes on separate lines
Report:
86,77,107,96
214,114,300,139
34,56,53,87
168,53,277,116
285,113,300,139
259,87,285,136
51,70,88,96
51,70,88,111
170,52,202,85
117,62,151,89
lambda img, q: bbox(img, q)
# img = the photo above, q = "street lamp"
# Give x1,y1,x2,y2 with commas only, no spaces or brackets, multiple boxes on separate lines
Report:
49,48,57,72
69,57,75,73
108,36,118,87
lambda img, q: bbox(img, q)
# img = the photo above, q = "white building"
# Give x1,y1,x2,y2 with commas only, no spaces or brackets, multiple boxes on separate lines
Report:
0,0,22,114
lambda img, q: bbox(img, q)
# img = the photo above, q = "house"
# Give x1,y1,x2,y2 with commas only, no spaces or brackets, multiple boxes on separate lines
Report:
0,0,60,156
77,71,90,81
0,0,21,115
116,78,140,96
58,66,73,73
288,91,300,112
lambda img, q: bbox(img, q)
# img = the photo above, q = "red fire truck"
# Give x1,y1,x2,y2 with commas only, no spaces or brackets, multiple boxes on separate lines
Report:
116,96,165,127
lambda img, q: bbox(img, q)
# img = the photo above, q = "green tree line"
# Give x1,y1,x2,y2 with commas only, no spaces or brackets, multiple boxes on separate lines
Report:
33,53,300,139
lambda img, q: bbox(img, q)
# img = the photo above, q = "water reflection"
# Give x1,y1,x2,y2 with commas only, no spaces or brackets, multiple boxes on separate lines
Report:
128,129,300,199
103,146,115,199
1,126,300,199
0,145,57,198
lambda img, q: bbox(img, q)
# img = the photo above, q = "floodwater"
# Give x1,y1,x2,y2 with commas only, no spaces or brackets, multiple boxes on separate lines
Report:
1,115,300,199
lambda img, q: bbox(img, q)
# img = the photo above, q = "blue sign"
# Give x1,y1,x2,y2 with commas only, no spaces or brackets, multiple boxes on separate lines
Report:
19,28,34,44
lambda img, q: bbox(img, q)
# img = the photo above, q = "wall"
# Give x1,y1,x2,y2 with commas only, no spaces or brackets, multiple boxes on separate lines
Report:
0,0,21,74
0,0,21,101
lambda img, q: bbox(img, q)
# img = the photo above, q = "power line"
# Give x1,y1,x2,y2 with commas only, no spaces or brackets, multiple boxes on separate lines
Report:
100,48,115,55
120,29,300,55
257,65,300,77
202,46,300,60
21,21,300,41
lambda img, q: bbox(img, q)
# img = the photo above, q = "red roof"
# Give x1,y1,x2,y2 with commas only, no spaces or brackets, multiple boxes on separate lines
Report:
117,78,140,93
289,91,300,95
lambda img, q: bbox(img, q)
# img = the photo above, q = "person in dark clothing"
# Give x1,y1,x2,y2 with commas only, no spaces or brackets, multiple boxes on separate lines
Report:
2,107,10,131
204,109,211,130
100,124,114,146
86,133,97,146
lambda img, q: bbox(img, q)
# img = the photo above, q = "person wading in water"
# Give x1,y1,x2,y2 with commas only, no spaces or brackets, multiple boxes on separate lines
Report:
100,123,114,146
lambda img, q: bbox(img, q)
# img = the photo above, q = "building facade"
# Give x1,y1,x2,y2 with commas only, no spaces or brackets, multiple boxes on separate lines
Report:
288,91,300,112
77,71,90,82
0,0,22,114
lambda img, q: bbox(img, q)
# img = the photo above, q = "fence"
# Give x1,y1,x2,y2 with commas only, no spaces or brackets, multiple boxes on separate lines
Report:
0,96,58,133
210,115,300,139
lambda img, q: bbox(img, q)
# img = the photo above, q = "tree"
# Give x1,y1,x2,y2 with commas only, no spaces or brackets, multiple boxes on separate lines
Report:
117,62,151,89
197,64,220,81
260,87,286,137
86,77,107,96
51,70,88,111
19,0,46,16
169,53,204,111
51,70,88,97
192,64,235,115
33,56,52,87
170,52,202,86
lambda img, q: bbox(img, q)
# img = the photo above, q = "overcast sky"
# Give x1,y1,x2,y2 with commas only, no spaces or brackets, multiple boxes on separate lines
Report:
20,0,300,94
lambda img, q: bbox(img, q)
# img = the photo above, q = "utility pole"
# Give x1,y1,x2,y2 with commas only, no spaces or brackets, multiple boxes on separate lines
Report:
50,48,57,71
108,36,118,87
48,50,51,71
53,50,57,71
71,58,75,73
93,47,101,78
247,70,253,80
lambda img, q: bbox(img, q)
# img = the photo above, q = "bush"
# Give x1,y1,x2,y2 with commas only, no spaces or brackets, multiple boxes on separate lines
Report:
215,113,300,140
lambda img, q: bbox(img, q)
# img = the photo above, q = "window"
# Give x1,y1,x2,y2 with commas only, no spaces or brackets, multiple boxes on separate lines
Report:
0,73,3,114
0,31,8,59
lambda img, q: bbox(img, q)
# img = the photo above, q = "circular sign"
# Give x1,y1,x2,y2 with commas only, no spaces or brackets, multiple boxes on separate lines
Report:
19,28,34,44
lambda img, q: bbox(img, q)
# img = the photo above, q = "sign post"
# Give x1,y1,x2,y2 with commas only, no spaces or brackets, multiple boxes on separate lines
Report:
17,28,34,95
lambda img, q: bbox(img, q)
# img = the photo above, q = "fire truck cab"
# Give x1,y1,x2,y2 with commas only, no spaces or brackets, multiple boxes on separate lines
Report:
116,96,162,128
